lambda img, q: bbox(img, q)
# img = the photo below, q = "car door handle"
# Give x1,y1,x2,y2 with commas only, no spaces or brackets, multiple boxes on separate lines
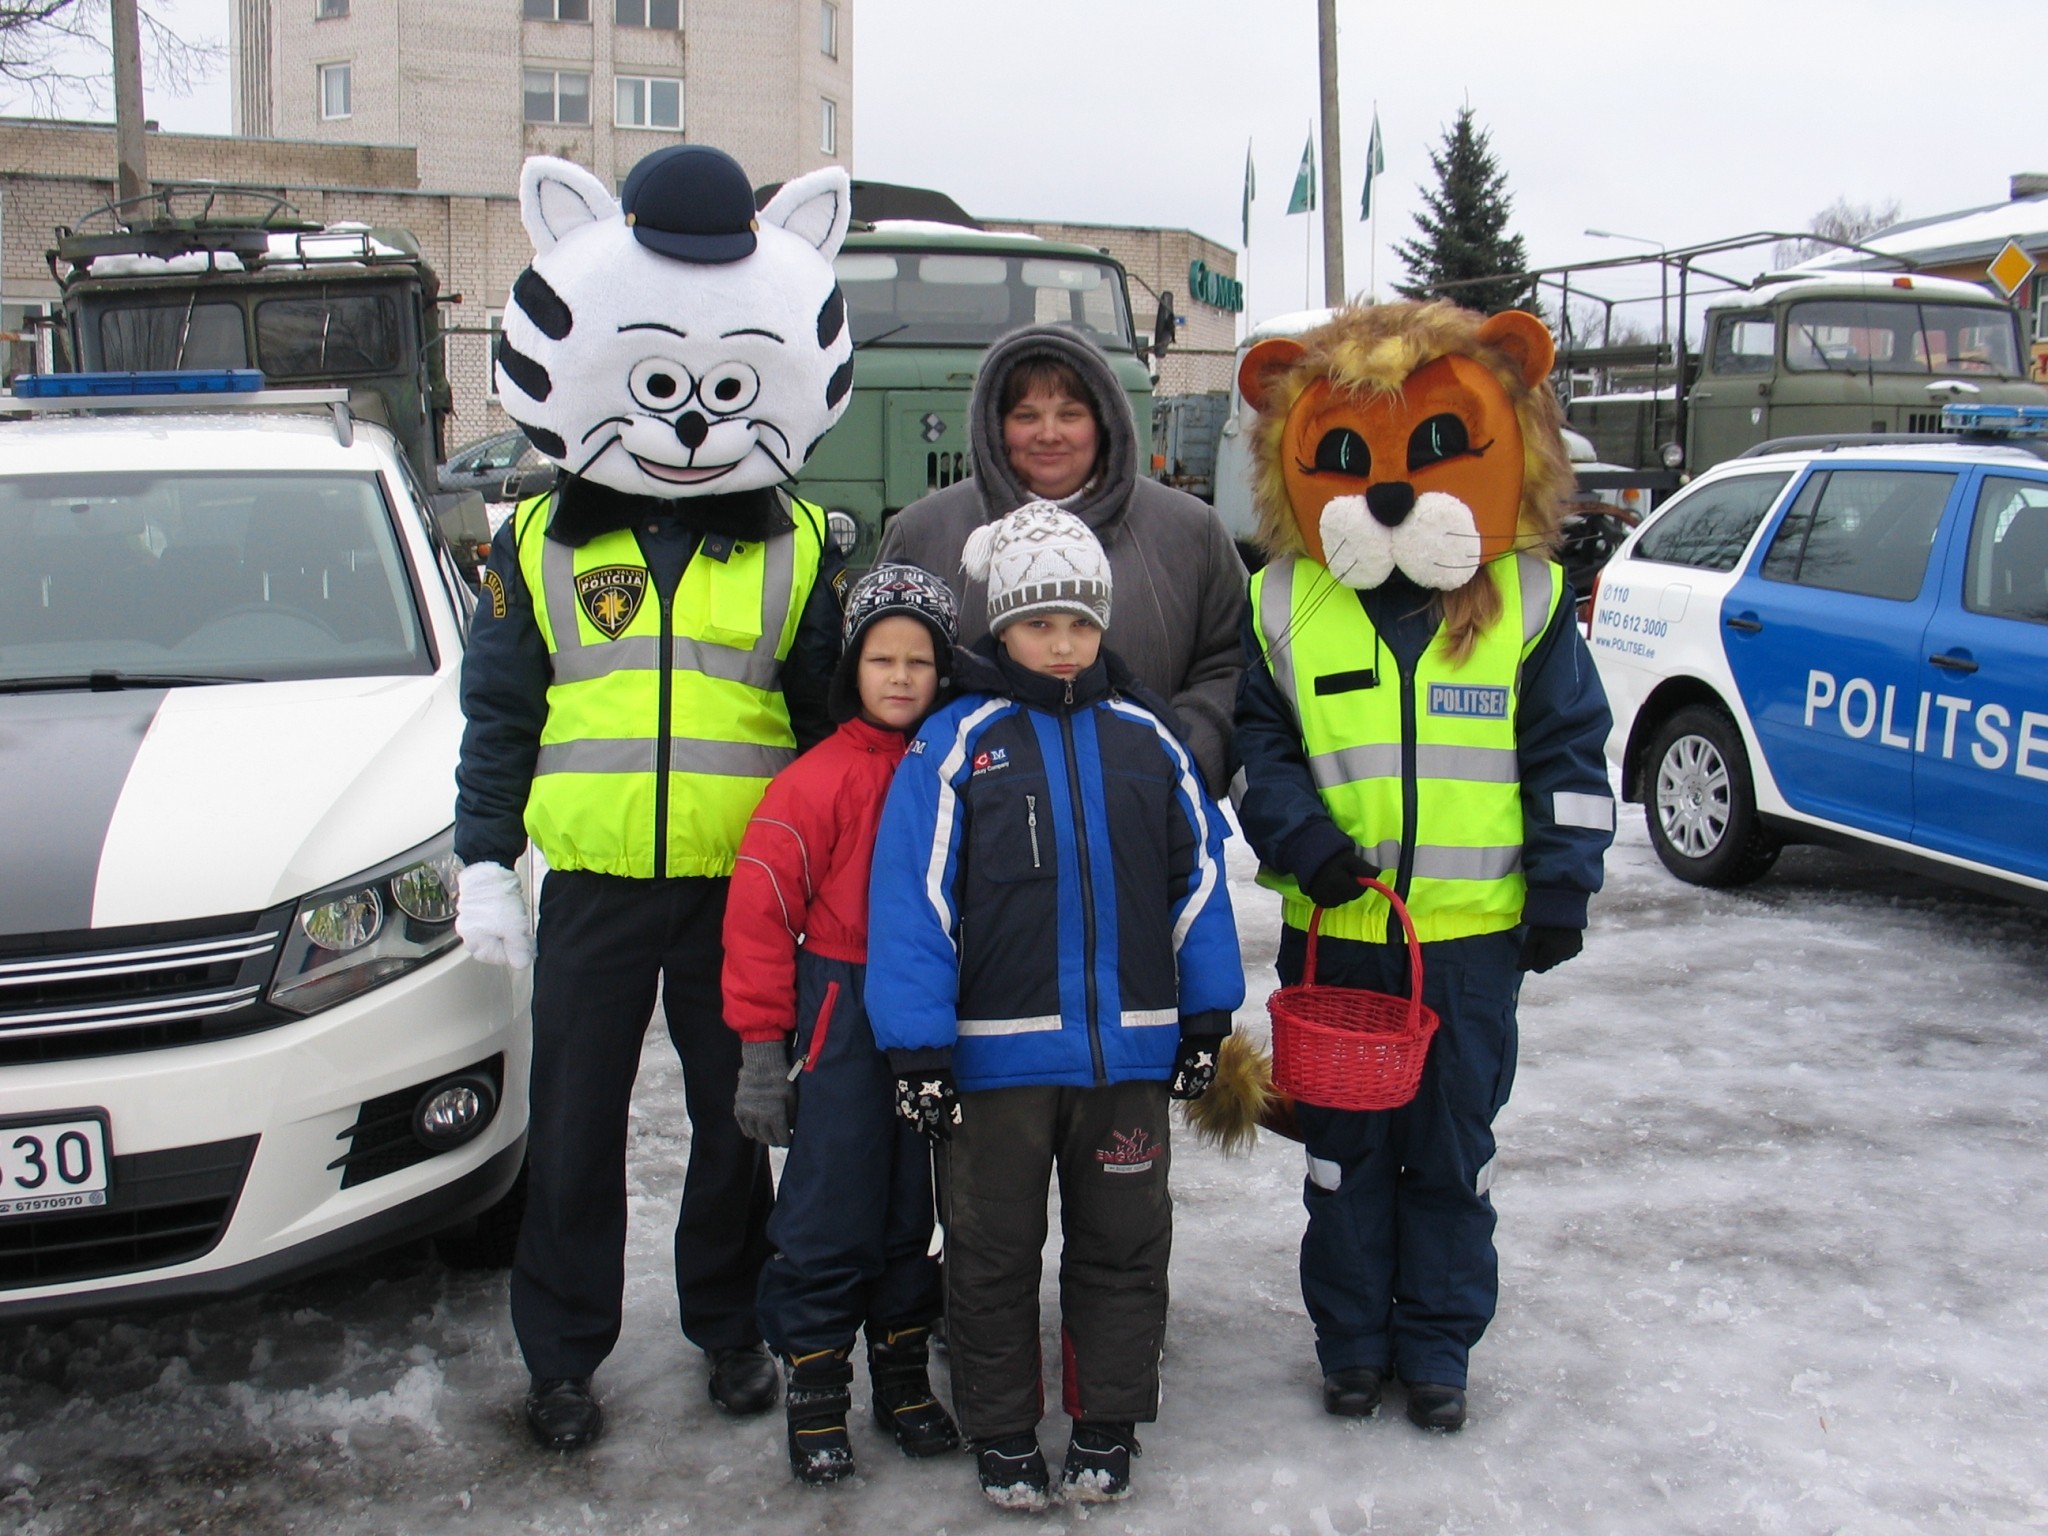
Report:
1724,614,1762,633
1929,652,1978,674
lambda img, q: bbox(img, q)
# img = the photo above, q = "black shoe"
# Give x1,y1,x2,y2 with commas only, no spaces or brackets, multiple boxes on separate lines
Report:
524,1375,602,1450
868,1325,961,1458
1405,1382,1467,1431
1322,1366,1386,1418
784,1348,856,1485
707,1343,780,1416
975,1433,1050,1512
1059,1420,1138,1503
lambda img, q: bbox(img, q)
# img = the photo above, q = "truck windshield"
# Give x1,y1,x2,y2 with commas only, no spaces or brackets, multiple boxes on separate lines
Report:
0,471,430,683
255,294,403,376
835,250,1134,351
1785,300,2023,377
98,301,249,370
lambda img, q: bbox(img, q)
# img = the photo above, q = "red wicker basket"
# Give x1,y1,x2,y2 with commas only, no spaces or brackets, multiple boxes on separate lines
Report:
1269,876,1439,1111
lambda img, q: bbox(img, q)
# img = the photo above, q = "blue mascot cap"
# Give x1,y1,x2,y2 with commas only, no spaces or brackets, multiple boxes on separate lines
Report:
620,144,759,264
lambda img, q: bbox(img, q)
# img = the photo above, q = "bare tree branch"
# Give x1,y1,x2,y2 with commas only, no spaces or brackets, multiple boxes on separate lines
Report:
1774,198,1906,269
0,0,219,117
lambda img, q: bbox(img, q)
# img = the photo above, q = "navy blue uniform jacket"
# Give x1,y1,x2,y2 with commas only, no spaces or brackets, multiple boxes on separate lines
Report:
867,643,1244,1093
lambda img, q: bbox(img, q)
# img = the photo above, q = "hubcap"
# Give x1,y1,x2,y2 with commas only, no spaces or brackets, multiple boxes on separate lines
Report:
1655,733,1732,858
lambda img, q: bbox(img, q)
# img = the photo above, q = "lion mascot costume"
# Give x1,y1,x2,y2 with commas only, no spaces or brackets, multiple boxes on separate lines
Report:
1225,300,1616,1432
452,144,853,1450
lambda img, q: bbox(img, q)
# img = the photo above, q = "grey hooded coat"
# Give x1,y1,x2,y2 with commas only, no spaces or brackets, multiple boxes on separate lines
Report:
876,324,1247,792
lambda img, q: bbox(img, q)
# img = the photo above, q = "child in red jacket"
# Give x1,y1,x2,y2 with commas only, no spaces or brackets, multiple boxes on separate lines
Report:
722,563,961,1486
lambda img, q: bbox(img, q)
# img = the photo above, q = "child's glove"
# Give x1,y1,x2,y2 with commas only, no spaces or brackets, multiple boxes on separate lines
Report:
733,1039,797,1148
455,862,533,968
1301,849,1377,909
1519,925,1584,974
1169,1034,1224,1101
895,1070,961,1143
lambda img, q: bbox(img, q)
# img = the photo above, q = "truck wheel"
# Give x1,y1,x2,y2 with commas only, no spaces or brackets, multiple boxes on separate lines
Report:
1642,705,1780,887
435,1160,527,1271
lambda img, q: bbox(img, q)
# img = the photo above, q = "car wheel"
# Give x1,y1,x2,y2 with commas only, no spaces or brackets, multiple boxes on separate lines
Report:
1642,705,1780,887
434,1160,527,1271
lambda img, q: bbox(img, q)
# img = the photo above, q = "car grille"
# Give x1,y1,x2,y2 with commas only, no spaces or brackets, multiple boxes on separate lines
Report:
329,1054,505,1190
927,450,970,490
0,1135,256,1292
0,908,293,1065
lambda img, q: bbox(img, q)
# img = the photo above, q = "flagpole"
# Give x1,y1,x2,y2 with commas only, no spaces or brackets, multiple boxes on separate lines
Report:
1369,100,1378,302
1304,119,1314,310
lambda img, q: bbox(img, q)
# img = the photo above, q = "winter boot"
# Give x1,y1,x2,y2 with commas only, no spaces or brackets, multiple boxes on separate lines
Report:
1059,1420,1139,1503
1404,1382,1468,1432
867,1325,961,1458
975,1433,1051,1512
1322,1366,1386,1418
783,1347,857,1485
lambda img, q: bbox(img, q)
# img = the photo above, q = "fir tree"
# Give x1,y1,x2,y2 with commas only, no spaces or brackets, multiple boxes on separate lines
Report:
1394,107,1537,315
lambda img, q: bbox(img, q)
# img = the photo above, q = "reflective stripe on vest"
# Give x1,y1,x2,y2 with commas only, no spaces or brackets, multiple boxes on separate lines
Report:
513,490,824,878
1250,550,1562,943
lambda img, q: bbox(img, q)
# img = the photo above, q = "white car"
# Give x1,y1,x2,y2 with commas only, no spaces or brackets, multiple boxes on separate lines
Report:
1588,419,2048,904
0,373,530,1320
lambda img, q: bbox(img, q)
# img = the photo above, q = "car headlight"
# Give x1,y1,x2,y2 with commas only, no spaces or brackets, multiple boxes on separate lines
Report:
826,508,860,556
270,828,463,1015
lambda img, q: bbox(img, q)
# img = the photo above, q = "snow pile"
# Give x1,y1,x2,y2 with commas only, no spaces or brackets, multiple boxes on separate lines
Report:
85,251,245,276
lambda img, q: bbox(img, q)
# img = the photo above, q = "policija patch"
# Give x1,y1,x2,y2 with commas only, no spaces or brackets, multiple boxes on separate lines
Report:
479,567,508,620
575,566,648,639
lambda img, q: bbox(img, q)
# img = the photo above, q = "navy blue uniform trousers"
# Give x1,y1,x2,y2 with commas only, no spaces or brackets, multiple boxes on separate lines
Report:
1279,923,1522,1390
512,869,773,1379
755,953,941,1356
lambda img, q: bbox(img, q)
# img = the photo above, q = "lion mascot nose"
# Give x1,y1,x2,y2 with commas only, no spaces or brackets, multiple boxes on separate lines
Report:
1365,482,1415,527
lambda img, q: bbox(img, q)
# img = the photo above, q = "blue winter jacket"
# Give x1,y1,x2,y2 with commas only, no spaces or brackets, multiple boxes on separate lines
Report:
867,642,1244,1093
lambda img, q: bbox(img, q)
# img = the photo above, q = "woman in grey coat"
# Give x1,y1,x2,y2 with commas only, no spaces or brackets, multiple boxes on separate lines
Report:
877,323,1247,793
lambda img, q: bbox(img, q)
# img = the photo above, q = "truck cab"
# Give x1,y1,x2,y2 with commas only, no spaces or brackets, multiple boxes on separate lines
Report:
791,214,1154,567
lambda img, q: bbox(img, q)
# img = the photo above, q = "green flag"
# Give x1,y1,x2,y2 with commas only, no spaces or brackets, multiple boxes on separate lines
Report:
1359,110,1386,221
1241,140,1256,246
1287,135,1315,216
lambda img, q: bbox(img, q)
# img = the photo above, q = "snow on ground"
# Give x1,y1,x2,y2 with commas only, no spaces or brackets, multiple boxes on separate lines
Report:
3,809,2047,1534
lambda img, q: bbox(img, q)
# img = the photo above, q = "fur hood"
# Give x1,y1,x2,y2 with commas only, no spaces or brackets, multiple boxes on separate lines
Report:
966,324,1140,541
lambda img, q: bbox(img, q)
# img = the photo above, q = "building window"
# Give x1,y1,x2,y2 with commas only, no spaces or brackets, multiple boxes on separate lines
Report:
616,75,683,131
820,0,837,58
820,95,837,156
615,0,680,27
524,69,591,124
523,0,590,20
316,0,349,17
319,62,352,119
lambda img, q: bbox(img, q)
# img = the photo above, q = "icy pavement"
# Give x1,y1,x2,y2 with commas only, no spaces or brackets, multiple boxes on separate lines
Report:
3,809,2047,1534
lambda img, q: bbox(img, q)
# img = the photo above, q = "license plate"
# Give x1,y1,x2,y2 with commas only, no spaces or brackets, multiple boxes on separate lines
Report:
0,1115,111,1219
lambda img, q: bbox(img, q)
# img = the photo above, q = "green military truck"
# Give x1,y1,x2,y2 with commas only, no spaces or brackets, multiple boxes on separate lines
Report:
783,186,1156,566
1563,269,2048,496
44,186,491,571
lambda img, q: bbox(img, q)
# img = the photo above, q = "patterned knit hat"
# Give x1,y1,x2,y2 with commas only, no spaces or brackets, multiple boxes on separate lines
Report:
960,501,1112,632
828,562,960,722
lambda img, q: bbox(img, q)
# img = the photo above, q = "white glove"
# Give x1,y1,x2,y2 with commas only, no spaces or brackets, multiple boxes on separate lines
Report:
456,861,534,969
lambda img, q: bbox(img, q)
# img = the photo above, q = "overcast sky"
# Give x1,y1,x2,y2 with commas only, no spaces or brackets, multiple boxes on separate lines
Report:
32,0,2037,333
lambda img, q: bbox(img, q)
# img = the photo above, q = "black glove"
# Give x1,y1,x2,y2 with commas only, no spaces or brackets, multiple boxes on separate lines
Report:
1302,848,1377,909
1519,925,1584,974
895,1069,962,1143
1169,1035,1224,1101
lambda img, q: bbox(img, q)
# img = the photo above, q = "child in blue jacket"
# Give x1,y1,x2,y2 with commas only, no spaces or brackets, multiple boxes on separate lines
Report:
867,503,1244,1512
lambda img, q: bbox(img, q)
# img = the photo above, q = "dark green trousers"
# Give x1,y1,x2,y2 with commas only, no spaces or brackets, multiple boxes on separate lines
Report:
936,1079,1171,1441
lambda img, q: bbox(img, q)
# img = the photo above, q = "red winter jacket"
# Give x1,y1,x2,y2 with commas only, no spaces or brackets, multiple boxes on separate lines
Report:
721,715,909,1044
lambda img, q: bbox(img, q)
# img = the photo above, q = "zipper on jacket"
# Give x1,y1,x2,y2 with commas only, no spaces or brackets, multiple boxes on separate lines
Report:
653,580,675,879
790,980,840,1077
1393,644,1419,946
1026,793,1041,869
1059,709,1107,1086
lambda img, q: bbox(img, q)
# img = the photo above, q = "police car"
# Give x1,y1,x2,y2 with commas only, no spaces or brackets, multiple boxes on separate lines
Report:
0,370,529,1319
1589,404,2048,904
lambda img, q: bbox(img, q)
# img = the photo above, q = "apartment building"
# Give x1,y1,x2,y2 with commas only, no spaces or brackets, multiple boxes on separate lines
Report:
232,0,852,195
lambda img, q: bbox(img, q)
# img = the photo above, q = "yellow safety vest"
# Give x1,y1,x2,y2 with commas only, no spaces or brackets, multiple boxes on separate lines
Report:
513,490,826,878
1249,551,1563,943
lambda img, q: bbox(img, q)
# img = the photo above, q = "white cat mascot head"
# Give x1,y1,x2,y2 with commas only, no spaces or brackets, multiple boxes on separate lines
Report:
495,144,854,499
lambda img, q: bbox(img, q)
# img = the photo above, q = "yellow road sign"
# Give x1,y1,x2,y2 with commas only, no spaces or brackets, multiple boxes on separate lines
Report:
1987,239,2037,298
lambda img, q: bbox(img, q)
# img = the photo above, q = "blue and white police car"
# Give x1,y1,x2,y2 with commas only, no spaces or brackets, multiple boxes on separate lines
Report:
1589,405,2048,904
0,371,530,1320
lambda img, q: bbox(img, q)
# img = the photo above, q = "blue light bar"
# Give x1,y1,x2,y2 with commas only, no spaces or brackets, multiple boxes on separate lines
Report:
9,369,267,399
1942,401,2048,438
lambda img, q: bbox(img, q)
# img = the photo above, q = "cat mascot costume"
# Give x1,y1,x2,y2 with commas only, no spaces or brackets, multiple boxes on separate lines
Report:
1228,301,1616,1432
453,144,854,1451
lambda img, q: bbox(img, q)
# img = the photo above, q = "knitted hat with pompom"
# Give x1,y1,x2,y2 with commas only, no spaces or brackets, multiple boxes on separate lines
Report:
961,501,1112,633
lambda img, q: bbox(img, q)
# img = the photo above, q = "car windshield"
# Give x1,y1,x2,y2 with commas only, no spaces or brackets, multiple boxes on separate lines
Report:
0,470,431,684
1784,299,2023,377
835,249,1135,351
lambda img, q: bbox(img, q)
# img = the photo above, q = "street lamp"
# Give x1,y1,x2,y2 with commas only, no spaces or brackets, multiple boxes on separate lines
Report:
1584,227,1669,360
